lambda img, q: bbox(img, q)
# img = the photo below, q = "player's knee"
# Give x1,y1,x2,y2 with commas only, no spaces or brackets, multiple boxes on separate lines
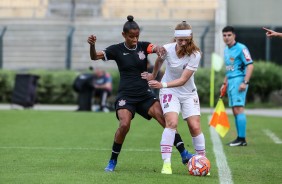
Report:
189,125,201,135
166,120,178,129
119,122,131,134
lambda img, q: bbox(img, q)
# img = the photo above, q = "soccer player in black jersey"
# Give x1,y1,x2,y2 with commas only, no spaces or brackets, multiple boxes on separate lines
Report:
87,15,193,172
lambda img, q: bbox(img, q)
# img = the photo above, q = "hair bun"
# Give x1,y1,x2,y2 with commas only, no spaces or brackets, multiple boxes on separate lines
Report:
127,15,134,22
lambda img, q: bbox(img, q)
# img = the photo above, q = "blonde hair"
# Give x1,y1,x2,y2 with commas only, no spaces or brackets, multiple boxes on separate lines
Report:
174,21,201,57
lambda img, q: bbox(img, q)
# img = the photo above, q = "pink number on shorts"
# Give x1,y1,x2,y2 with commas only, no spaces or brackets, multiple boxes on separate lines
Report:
163,94,172,103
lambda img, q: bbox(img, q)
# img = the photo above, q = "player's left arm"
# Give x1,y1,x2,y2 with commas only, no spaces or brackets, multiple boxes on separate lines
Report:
239,47,254,91
148,68,194,89
146,43,166,57
148,52,200,89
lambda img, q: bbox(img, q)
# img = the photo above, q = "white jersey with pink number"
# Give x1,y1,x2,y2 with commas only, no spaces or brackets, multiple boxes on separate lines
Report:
160,42,201,97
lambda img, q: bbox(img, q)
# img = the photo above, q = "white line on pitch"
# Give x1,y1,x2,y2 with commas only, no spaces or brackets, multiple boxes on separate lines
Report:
208,115,233,184
0,146,163,152
263,129,282,144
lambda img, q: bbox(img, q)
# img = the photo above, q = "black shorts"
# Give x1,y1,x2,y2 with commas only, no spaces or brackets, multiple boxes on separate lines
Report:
115,92,158,120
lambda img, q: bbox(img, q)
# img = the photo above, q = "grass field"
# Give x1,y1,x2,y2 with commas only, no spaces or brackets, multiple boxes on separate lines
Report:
0,110,281,184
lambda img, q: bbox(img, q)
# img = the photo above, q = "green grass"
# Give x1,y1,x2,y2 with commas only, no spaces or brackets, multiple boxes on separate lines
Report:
0,110,281,184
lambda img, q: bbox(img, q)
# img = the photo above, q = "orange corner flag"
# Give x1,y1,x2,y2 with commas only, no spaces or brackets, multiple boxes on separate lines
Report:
209,98,230,137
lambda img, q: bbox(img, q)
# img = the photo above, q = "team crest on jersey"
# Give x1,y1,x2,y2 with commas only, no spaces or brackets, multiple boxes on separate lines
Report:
118,99,126,106
138,51,146,60
229,57,235,63
183,63,188,69
243,48,252,61
164,103,169,108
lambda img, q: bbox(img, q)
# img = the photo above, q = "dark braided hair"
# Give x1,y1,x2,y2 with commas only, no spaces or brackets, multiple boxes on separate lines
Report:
123,15,140,33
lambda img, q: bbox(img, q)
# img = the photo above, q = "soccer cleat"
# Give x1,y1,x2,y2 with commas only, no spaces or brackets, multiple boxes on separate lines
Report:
104,159,117,172
180,150,194,165
161,163,172,174
227,138,247,147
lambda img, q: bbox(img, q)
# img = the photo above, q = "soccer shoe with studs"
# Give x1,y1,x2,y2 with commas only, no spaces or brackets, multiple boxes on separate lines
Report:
180,150,194,165
104,159,117,172
228,138,247,147
161,163,172,174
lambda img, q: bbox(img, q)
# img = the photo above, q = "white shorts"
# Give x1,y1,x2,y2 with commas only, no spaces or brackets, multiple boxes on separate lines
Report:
159,92,200,119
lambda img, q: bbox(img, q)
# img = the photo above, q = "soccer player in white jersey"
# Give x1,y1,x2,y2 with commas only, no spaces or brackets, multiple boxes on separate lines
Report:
141,21,206,174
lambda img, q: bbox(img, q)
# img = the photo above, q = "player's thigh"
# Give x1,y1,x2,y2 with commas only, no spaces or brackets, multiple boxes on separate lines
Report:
117,108,133,124
136,95,158,120
115,96,136,120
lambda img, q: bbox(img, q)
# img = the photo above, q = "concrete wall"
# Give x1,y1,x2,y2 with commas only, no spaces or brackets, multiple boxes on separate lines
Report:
227,0,282,26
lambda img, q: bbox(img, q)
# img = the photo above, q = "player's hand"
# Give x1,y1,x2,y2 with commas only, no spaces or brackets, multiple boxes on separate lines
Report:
155,46,167,58
239,83,247,92
148,80,162,89
141,72,154,81
88,35,97,45
220,83,227,97
263,27,277,37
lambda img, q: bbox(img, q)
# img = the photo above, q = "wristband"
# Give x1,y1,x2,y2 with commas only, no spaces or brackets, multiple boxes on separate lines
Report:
162,82,168,88
243,80,249,84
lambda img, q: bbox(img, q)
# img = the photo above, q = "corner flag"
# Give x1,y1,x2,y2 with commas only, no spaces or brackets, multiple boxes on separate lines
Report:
209,98,230,137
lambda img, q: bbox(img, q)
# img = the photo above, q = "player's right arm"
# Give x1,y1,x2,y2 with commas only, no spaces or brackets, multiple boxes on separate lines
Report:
87,35,105,60
141,55,165,81
152,56,165,79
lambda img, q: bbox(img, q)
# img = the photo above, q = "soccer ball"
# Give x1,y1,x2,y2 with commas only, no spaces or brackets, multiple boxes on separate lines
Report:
187,155,210,176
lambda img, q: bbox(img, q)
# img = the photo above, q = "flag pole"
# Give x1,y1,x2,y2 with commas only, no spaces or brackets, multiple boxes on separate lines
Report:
210,54,215,112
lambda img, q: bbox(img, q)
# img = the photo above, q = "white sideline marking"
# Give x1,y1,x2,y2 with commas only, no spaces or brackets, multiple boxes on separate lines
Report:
263,129,282,144
209,116,233,184
0,146,162,152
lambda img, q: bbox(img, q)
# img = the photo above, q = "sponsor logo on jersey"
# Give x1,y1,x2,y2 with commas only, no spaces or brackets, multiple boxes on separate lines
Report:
138,51,146,60
226,65,234,71
183,63,188,69
164,103,169,108
242,48,252,61
118,99,126,106
123,53,129,55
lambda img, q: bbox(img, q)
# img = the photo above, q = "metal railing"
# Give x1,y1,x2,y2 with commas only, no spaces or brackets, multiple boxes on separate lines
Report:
200,25,210,67
0,26,7,69
65,26,75,70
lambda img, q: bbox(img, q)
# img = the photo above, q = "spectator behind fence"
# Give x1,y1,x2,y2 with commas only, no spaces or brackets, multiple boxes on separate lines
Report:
92,68,112,112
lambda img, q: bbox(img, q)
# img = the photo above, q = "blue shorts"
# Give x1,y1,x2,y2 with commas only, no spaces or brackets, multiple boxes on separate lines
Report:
227,77,248,107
